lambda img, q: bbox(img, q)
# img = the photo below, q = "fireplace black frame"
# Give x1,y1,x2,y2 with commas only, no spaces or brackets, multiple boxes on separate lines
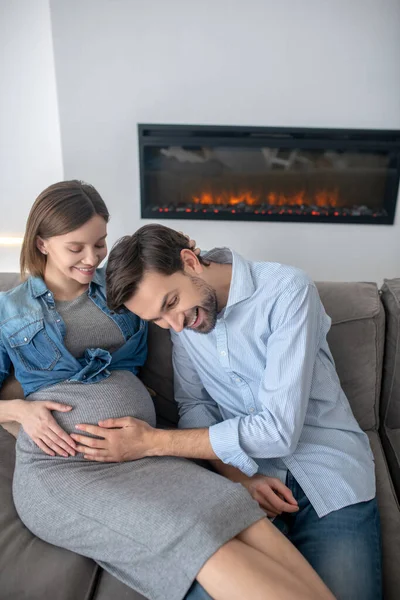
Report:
138,124,400,225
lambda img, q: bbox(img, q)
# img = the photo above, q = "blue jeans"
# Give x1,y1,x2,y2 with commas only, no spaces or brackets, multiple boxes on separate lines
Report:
273,472,382,600
185,472,382,600
185,581,213,600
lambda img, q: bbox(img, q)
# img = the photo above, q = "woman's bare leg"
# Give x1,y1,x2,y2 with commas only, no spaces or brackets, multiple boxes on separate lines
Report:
237,518,335,598
196,518,335,600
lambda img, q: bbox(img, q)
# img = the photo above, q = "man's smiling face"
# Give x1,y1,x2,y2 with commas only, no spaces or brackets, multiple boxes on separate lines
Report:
124,270,218,334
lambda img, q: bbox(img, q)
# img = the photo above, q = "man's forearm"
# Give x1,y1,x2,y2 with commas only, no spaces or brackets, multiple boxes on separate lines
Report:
145,427,219,460
146,427,250,482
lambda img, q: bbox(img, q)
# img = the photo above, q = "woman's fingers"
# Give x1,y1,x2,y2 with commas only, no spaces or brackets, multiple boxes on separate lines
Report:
41,434,70,457
34,437,56,457
43,401,73,412
46,428,76,456
48,417,77,451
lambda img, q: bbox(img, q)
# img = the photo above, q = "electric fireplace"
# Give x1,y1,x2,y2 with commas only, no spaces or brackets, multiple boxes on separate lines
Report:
139,125,400,224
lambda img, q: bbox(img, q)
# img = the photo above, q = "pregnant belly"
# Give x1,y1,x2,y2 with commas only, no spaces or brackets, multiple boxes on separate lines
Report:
26,370,156,435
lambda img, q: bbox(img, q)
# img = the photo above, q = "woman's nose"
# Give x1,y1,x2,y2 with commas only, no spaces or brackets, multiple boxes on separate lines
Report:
82,247,98,266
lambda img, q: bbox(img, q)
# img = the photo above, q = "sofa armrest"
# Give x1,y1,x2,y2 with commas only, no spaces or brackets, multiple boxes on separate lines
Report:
380,278,400,499
380,428,400,501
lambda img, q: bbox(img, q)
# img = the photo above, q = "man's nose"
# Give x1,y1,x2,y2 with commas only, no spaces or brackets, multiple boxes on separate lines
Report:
164,312,185,333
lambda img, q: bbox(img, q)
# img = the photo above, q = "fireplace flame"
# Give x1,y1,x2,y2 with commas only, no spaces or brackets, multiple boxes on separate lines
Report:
192,189,339,208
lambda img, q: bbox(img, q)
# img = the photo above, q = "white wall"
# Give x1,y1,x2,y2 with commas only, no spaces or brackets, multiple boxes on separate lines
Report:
13,0,400,281
0,0,63,271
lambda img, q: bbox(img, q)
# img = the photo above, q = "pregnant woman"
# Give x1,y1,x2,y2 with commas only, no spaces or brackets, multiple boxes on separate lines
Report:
0,180,333,600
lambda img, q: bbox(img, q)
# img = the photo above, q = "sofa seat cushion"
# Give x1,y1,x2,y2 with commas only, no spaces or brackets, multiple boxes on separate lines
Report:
316,282,384,431
0,427,99,600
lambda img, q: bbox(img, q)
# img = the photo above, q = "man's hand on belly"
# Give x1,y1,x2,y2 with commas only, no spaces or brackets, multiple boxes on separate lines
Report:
70,416,153,462
70,417,218,462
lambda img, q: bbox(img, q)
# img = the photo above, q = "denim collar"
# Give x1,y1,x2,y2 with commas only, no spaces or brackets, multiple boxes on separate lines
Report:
29,270,103,299
29,276,50,298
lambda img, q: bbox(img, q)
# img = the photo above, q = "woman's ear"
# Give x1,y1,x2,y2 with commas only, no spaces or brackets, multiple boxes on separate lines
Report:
36,236,48,255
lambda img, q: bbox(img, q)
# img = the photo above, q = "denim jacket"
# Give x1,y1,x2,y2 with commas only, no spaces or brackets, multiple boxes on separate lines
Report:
0,268,148,397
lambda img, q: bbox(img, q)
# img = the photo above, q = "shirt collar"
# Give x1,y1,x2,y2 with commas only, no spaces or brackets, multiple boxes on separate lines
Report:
91,268,103,288
203,247,255,316
29,276,49,298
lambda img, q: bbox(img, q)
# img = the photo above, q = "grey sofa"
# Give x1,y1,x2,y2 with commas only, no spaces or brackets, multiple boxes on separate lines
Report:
1,272,400,600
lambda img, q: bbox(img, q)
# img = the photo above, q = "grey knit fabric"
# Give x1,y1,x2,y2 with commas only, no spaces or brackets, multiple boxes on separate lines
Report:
56,291,124,356
12,294,265,600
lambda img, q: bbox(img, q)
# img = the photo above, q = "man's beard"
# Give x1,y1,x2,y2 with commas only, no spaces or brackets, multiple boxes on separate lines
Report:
183,277,218,334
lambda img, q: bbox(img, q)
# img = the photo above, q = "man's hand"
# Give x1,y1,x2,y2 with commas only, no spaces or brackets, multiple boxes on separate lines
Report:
70,416,154,462
242,474,299,518
210,461,299,518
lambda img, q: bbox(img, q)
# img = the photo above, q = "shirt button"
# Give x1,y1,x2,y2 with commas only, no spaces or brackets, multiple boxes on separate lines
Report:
83,375,87,380
23,337,28,342
236,377,241,383
56,319,61,323
220,350,226,356
249,407,255,413
47,292,51,297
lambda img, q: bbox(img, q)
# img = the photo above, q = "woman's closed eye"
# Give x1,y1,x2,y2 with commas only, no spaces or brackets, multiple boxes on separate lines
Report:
69,245,105,254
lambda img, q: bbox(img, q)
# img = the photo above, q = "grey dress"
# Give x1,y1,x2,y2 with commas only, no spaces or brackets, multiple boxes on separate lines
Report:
12,293,264,600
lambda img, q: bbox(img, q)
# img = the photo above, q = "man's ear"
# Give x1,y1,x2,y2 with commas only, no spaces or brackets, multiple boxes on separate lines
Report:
36,236,48,255
180,248,203,274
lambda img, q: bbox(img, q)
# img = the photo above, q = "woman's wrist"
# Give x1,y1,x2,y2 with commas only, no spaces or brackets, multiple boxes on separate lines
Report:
0,399,27,423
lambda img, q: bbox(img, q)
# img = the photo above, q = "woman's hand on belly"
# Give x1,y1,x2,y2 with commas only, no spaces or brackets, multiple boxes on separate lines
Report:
19,401,78,457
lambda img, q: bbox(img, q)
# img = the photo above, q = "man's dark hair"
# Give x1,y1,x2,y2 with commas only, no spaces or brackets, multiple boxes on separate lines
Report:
106,224,206,311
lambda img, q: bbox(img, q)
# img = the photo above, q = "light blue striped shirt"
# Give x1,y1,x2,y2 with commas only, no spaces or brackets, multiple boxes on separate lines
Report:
171,248,376,517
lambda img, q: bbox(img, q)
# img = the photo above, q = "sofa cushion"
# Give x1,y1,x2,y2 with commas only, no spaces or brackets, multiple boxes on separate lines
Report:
0,273,20,292
316,282,384,431
379,278,400,499
0,427,99,600
367,431,400,600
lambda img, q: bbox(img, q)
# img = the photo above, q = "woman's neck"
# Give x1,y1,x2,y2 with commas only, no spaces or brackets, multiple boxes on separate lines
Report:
43,268,89,302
